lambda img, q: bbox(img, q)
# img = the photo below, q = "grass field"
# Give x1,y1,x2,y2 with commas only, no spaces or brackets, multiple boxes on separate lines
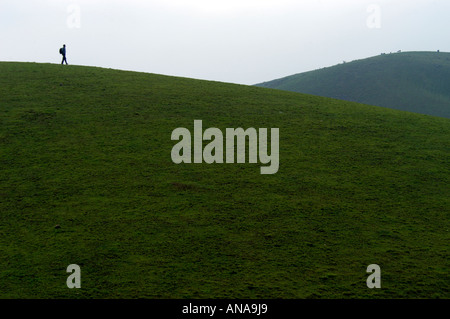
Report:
257,51,450,119
0,62,449,298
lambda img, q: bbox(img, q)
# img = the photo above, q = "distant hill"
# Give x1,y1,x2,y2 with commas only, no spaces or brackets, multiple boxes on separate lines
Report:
1,62,449,298
256,51,450,118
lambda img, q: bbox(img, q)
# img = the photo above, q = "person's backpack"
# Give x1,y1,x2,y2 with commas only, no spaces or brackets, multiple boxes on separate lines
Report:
59,48,63,55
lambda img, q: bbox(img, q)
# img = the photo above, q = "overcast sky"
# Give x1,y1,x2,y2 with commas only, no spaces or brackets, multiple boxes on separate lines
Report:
1,0,449,85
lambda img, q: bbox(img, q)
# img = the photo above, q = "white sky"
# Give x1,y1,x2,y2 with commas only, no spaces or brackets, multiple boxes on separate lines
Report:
0,0,449,84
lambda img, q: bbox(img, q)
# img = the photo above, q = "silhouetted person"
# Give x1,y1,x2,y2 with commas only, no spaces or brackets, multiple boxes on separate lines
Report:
60,44,68,65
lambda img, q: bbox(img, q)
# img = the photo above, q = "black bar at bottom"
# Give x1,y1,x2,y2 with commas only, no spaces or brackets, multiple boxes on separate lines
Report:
1,299,444,318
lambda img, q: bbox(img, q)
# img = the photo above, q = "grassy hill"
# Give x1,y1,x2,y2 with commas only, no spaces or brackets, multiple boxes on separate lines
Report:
256,51,450,118
0,62,449,299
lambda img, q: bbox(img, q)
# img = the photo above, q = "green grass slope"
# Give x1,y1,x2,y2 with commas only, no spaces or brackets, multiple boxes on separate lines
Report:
256,51,450,118
0,62,449,299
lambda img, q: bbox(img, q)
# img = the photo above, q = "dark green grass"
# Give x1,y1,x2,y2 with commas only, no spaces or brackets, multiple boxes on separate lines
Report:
256,51,450,118
0,62,449,298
